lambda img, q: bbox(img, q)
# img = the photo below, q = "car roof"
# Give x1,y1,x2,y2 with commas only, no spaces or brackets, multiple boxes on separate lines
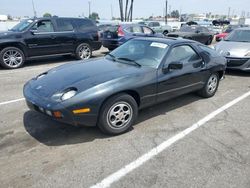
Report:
131,37,197,45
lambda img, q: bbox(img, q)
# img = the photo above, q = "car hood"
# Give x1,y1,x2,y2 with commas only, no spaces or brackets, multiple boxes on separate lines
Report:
215,41,250,58
0,31,21,39
26,57,153,99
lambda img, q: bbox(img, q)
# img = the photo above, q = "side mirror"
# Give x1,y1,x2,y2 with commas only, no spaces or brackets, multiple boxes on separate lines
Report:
162,61,183,73
30,29,37,35
196,30,200,34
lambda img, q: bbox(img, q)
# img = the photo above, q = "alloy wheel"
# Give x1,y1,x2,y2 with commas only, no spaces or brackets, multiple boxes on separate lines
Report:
107,102,133,129
207,74,218,94
3,49,23,68
78,45,91,59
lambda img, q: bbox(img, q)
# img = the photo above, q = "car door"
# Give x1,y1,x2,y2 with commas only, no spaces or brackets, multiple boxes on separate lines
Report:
25,20,59,57
157,44,205,102
54,18,76,53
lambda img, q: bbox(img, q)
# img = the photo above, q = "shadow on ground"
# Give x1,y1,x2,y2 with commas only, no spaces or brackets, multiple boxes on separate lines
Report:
23,93,201,146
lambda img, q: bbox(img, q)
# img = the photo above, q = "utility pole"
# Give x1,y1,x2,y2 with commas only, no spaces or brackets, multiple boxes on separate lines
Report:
88,1,91,18
165,0,168,24
228,7,231,19
111,4,113,19
31,0,37,18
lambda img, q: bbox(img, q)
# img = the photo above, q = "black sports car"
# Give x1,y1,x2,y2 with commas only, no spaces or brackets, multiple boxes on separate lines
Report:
167,25,214,45
24,38,226,135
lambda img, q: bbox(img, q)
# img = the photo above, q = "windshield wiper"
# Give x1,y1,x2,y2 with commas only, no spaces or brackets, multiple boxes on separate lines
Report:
117,57,141,67
106,53,117,61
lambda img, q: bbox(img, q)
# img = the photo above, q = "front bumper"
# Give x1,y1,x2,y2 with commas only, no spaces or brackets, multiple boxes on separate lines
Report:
226,57,250,71
24,84,98,127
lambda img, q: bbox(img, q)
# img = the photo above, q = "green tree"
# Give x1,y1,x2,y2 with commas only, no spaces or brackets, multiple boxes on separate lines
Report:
43,13,52,18
170,10,180,18
89,12,99,20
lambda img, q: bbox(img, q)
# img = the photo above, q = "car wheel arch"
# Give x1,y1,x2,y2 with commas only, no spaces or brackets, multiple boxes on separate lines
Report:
98,90,141,116
0,42,27,57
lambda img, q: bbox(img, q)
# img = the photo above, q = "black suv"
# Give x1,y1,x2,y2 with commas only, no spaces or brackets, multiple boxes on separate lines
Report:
0,17,102,69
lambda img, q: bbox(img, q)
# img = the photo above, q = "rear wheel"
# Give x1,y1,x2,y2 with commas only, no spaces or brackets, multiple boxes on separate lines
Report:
75,43,92,60
98,94,138,135
197,73,219,98
0,47,25,69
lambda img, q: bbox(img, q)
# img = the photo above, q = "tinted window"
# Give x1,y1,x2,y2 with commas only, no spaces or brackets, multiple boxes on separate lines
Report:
200,27,209,32
143,26,154,34
31,20,54,32
74,19,96,32
179,26,197,32
56,19,74,31
167,45,201,63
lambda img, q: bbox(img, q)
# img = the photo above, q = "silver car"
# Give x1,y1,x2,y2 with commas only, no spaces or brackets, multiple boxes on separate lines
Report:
215,27,250,71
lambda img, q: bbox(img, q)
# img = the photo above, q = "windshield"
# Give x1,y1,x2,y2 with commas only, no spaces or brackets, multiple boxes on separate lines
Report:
10,19,34,32
179,26,197,32
107,39,169,68
225,30,250,42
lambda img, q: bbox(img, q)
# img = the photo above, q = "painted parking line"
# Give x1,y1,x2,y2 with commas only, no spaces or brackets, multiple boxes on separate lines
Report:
0,98,25,106
90,90,250,188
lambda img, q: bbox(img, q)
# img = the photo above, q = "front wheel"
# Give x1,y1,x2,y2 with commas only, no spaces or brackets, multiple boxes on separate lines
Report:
206,36,213,45
0,47,25,69
163,30,169,35
197,73,219,98
98,94,138,135
75,43,92,60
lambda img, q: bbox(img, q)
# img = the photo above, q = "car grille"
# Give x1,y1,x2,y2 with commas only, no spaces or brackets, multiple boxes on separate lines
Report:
226,58,249,67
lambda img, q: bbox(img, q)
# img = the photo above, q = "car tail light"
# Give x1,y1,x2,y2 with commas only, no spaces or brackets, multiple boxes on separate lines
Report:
117,26,125,37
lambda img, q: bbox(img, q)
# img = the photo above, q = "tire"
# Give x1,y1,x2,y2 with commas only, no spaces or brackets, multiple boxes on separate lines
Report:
75,43,92,60
0,47,25,69
197,73,219,98
163,31,169,35
206,36,213,45
98,93,138,135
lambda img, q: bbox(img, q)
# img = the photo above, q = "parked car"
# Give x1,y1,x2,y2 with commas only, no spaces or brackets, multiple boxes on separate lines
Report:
215,25,249,41
142,21,172,35
167,25,214,45
101,24,163,50
0,17,102,69
24,37,226,135
215,27,250,71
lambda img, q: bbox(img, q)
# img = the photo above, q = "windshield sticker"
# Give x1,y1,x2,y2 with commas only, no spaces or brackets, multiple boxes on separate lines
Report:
150,42,168,49
27,20,33,23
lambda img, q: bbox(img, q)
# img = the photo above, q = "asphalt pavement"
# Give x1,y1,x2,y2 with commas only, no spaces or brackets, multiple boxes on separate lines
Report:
0,47,250,188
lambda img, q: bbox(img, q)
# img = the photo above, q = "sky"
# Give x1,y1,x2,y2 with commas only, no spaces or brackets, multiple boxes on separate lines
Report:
0,0,249,19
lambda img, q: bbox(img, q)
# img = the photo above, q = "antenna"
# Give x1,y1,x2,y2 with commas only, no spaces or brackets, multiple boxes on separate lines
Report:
32,0,37,18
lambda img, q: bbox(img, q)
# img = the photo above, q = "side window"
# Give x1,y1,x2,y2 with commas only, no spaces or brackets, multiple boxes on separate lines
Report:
125,26,143,33
56,19,74,31
167,45,201,63
143,26,154,34
74,19,95,32
132,26,143,33
148,22,154,27
32,20,54,32
153,22,160,27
